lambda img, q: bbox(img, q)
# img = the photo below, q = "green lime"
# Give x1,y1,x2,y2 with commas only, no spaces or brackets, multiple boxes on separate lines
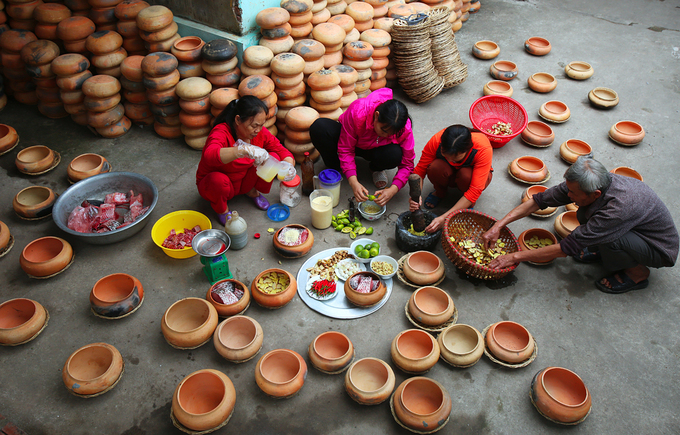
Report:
368,194,375,201
332,223,338,229
349,231,357,239
359,249,370,259
371,242,380,250
341,227,352,234
331,216,337,222
365,227,374,235
336,224,344,230
369,247,379,257
354,244,363,254
357,227,367,235
340,218,350,225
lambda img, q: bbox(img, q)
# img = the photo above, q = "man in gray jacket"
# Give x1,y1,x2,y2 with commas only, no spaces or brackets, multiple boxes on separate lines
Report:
482,156,678,294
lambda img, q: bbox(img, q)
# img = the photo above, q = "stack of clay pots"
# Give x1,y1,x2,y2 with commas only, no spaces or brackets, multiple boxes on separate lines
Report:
33,3,72,41
241,45,273,79
256,7,292,55
114,0,148,56
330,63,358,111
308,68,342,120
310,0,329,28
312,22,344,68
53,53,93,125
291,39,324,84
5,0,40,30
448,0,464,32
342,40,372,98
65,0,91,18
142,51,181,138
21,40,68,118
271,53,306,121
238,74,276,135
361,28,390,92
57,16,95,55
328,14,358,45
326,0,347,16
282,0,313,41
284,105,319,163
460,0,472,24
388,3,414,19
86,30,127,77
345,1,374,33
119,55,152,124
209,86,238,119
373,16,394,32
201,38,239,90
176,77,213,150
82,74,131,137
0,29,38,105
172,35,204,79
89,0,121,32
136,5,178,53
366,0,388,18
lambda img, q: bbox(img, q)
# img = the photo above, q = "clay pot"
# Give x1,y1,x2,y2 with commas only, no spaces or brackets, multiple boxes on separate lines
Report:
521,185,557,216
528,72,557,93
206,279,250,317
391,329,440,374
588,87,618,109
97,116,131,138
437,324,484,367
51,53,90,77
90,47,127,70
172,369,236,431
142,69,180,91
171,36,204,62
13,186,56,219
518,228,557,264
141,51,178,77
85,30,123,55
531,367,592,424
15,145,55,173
20,40,60,66
565,203,578,212
344,271,387,307
56,70,93,91
237,74,275,99
610,166,643,182
161,297,219,349
20,236,72,277
0,298,48,345
489,60,518,81
34,3,72,24
609,121,645,145
144,33,180,53
0,124,19,154
62,342,124,396
67,153,110,182
521,120,554,147
255,349,307,398
88,103,125,127
90,273,143,319
270,52,306,77
481,80,512,97
82,74,121,98
510,156,548,183
408,286,454,326
559,139,592,164
403,251,445,286
272,224,314,258
136,5,173,32
154,122,182,139
554,211,579,239
250,268,297,309
0,221,10,252
256,7,290,29
524,37,551,56
213,315,263,363
393,377,452,432
345,357,395,405
539,100,570,122
120,54,144,81
284,106,319,130
175,77,211,101
309,331,354,373
114,0,150,21
201,38,237,62
486,321,535,363
290,38,324,61
472,40,500,59
139,21,178,42
565,61,593,80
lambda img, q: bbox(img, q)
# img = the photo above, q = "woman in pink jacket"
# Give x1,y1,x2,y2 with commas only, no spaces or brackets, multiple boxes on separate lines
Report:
309,88,415,205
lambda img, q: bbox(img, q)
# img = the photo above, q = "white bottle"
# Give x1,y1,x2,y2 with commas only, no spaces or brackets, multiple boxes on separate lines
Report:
224,211,248,250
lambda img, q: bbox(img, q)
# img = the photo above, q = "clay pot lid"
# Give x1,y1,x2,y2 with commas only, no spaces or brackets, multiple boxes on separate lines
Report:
0,29,38,52
401,377,445,415
486,80,511,92
525,120,553,137
256,7,291,29
406,251,441,274
51,53,90,76
530,72,555,84
610,166,643,181
70,153,104,172
281,0,313,14
591,87,617,101
177,370,228,415
564,139,591,155
92,273,139,303
66,343,117,382
516,156,545,172
218,316,259,350
259,349,302,384
474,40,498,51
396,329,435,360
614,120,644,135
16,145,52,164
560,211,579,231
164,298,213,333
492,60,517,71
114,0,151,20
15,185,53,206
349,358,390,392
413,286,451,316
313,331,352,360
542,100,568,114
541,367,589,407
441,324,480,355
491,321,531,352
567,61,592,72
312,23,346,46
0,299,37,329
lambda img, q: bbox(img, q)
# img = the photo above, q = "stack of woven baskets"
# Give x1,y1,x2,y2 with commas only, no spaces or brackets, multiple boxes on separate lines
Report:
427,6,467,89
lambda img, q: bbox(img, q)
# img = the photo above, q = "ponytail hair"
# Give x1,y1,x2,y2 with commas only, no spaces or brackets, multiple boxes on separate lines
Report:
214,95,268,134
440,124,474,155
375,99,410,136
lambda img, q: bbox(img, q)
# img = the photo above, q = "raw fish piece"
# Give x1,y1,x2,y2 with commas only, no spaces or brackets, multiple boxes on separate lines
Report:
105,192,128,206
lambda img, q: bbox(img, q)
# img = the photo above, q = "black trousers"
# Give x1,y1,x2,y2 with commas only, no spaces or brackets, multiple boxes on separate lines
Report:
598,232,667,272
309,118,402,173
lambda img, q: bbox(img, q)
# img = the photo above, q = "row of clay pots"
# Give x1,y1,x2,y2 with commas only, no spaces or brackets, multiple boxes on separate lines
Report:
52,53,93,125
202,38,241,89
0,29,38,105
137,5,179,53
21,39,69,118
141,51,182,138
82,74,131,137
283,106,320,162
271,52,307,140
115,0,149,56
176,76,213,149
120,54,153,125
473,37,551,60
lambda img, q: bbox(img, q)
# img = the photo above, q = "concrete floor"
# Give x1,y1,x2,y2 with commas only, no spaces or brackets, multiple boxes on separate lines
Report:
2,0,680,434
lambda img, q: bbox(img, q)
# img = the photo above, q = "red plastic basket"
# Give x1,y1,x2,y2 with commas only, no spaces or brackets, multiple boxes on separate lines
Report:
469,95,528,148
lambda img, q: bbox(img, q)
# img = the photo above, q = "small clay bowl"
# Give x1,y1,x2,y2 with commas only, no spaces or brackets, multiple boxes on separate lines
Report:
15,145,56,173
0,298,48,345
251,268,297,309
403,251,444,286
472,40,500,60
486,321,535,364
559,139,592,164
510,156,548,183
391,329,440,374
213,315,263,363
609,121,645,146
0,220,11,253
524,37,551,56
521,121,554,147
522,185,557,216
62,342,124,396
172,369,236,431
308,331,354,373
20,236,73,278
528,72,557,93
344,271,387,307
255,348,307,398
0,124,19,154
483,80,513,97
565,203,578,212
272,224,314,258
206,279,250,317
489,60,518,81
13,185,57,219
554,211,580,239
90,273,144,319
539,100,570,123
67,153,110,182
518,228,557,264
393,377,452,433
437,324,484,367
610,166,643,182
565,61,594,80
171,36,205,62
531,366,592,424
408,286,454,326
588,87,618,109
161,297,219,349
345,357,395,405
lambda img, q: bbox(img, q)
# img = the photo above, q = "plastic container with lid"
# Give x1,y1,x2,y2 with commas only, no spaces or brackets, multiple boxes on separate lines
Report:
314,169,342,207
223,211,248,250
280,174,302,207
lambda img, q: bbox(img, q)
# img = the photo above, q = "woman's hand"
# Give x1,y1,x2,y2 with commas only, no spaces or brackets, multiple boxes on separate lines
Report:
409,196,422,212
349,178,369,202
280,161,297,181
374,185,398,206
235,142,269,165
425,215,445,233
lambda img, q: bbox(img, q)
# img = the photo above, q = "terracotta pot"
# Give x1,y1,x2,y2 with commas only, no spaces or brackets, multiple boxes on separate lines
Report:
177,60,204,79
391,329,440,374
35,87,61,103
610,166,643,182
472,40,499,59
34,23,59,40
90,47,127,69
96,116,131,138
393,377,452,432
90,273,143,318
0,221,10,252
609,120,645,145
15,145,55,174
531,367,592,424
270,52,306,77
588,87,618,109
20,236,72,277
565,61,593,80
539,100,570,122
518,228,557,264
486,321,535,363
524,37,551,56
528,72,557,93
139,20,178,42
145,32,180,53
147,86,178,105
201,38,237,63
142,69,180,91
0,124,19,154
272,224,314,258
114,0,150,21
213,315,263,362
403,251,445,286
51,53,90,77
251,268,297,309
34,3,72,24
284,106,319,130
408,286,454,326
175,77,211,101
56,70,93,91
68,153,109,182
136,5,173,32
171,36,204,62
38,101,69,119
308,331,354,373
117,21,141,38
84,93,121,112
161,297,219,349
521,185,557,216
510,156,548,183
256,7,291,29
255,349,307,398
565,203,578,212
88,103,125,127
0,298,48,345
62,342,124,396
489,60,518,81
201,57,238,77
181,125,212,138
521,120,554,146
141,51,178,77
344,271,387,307
13,186,56,219
206,279,250,317
554,211,579,239
85,30,123,55
120,54,144,81
2,30,38,52
559,139,592,164
20,40,60,66
344,357,395,405
237,74,275,99
62,38,90,54
437,324,484,367
172,369,235,431
179,111,212,129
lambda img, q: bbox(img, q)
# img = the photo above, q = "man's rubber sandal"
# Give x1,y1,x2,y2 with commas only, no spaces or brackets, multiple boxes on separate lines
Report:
423,192,441,209
574,247,601,263
250,194,270,211
595,273,649,294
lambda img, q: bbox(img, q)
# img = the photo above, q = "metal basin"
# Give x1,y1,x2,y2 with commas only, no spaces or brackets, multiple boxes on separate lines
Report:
192,229,231,258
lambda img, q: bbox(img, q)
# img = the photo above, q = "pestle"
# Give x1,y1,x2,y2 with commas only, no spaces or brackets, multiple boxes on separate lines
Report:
408,174,427,233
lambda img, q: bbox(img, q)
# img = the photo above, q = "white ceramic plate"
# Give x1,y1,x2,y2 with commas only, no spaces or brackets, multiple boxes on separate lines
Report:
305,275,339,301
334,258,367,281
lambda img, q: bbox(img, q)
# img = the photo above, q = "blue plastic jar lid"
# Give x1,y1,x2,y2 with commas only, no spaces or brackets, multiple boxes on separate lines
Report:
267,203,290,221
319,169,342,185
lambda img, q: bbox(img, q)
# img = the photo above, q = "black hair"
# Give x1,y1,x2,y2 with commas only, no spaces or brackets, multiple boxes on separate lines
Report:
214,95,268,135
375,99,410,136
440,124,474,156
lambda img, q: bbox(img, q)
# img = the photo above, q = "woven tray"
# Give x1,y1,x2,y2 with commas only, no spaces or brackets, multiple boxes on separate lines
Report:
170,408,233,434
18,151,60,176
481,325,537,368
389,394,450,434
404,302,457,332
396,254,446,289
0,235,14,258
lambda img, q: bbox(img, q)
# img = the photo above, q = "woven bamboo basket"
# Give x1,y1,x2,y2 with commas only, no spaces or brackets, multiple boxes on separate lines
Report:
441,209,519,280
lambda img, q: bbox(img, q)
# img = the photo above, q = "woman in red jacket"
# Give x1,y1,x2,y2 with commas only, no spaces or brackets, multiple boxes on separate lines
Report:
196,96,295,224
409,125,493,232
